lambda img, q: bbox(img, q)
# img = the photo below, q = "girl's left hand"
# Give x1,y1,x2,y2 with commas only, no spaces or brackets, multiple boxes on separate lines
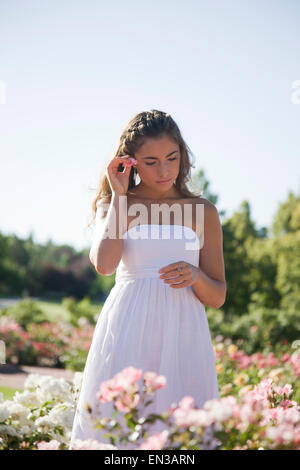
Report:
158,261,201,288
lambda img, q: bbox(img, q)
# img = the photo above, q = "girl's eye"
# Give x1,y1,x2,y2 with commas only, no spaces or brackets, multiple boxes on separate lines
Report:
145,157,177,166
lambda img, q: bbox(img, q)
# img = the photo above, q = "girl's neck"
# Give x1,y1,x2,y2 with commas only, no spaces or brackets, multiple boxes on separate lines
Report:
128,183,182,200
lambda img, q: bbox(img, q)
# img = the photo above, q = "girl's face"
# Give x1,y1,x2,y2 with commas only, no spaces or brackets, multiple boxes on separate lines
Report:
133,134,181,191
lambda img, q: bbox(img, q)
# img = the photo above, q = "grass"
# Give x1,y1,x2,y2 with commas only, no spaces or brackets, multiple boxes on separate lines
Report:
35,299,71,322
0,385,23,401
35,299,102,322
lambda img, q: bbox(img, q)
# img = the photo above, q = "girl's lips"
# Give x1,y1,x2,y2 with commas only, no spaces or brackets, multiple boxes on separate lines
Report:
156,178,172,184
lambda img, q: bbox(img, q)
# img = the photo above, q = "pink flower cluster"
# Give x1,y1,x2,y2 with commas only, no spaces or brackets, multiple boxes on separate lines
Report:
214,344,300,377
0,316,94,366
37,439,61,450
227,350,280,369
37,438,117,450
167,377,300,448
91,366,300,450
0,317,22,333
96,366,167,413
35,366,299,451
138,430,169,450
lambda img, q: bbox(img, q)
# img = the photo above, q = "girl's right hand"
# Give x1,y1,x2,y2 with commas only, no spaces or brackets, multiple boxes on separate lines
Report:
106,155,137,196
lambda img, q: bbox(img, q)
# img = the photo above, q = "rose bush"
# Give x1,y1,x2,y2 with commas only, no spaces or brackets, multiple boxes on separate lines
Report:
0,360,299,450
79,366,300,450
0,316,94,369
1,325,299,450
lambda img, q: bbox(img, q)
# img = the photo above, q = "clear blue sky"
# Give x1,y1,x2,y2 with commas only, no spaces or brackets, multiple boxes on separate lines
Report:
0,0,299,250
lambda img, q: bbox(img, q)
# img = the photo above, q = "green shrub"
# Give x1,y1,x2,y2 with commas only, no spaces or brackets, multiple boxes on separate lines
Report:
206,304,300,355
0,298,49,330
61,296,97,327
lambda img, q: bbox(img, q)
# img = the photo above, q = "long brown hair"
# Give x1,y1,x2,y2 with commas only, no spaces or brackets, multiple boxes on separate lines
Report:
88,109,202,228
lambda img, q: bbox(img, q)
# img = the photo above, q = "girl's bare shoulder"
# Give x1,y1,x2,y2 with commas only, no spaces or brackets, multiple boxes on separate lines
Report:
192,196,215,208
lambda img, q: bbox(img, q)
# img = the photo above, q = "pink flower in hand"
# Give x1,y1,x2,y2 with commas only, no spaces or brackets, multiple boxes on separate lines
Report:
122,157,137,168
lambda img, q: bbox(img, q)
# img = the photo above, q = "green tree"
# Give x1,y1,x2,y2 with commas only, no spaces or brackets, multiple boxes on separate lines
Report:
272,191,300,236
271,192,300,312
222,201,260,316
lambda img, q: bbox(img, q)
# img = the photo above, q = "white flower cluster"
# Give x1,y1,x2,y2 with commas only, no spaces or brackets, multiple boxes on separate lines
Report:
0,372,84,449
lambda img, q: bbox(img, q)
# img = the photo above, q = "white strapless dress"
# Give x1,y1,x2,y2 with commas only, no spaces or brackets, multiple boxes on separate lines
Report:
69,224,220,450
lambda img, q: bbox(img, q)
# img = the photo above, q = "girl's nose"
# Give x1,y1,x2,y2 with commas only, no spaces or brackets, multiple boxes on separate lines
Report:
158,163,169,177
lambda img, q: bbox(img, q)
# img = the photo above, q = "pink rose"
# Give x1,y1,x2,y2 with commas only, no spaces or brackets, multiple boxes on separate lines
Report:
37,439,61,450
115,391,140,413
122,157,137,168
97,366,143,403
143,371,167,393
138,430,169,450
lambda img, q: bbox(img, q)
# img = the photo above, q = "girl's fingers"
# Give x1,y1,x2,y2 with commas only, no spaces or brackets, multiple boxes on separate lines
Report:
116,157,137,170
110,155,134,168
